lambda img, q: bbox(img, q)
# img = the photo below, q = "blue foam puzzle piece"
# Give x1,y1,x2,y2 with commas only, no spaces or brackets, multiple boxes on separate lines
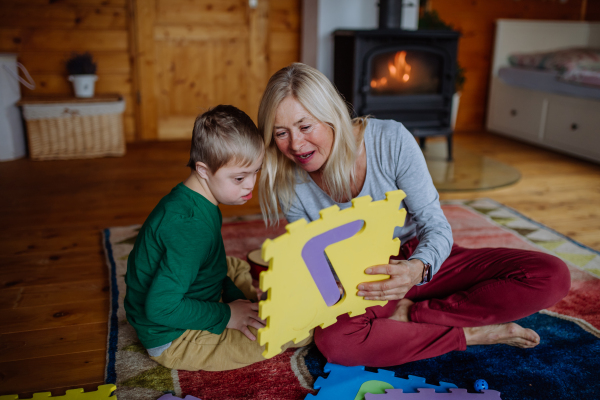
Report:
305,363,457,400
157,395,201,400
365,388,502,399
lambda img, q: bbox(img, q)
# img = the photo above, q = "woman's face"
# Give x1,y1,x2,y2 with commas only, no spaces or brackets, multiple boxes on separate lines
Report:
272,96,334,174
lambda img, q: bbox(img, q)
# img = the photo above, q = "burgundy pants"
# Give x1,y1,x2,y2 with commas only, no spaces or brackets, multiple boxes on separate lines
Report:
313,237,571,367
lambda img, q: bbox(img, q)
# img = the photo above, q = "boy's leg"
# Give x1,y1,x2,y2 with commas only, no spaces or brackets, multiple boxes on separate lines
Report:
150,256,312,371
226,256,258,302
150,327,312,371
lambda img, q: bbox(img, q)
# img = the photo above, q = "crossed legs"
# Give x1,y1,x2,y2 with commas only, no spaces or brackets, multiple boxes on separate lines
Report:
314,243,571,367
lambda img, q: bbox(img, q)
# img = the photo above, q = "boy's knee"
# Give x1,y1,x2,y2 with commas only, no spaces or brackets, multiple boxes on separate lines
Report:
227,256,251,275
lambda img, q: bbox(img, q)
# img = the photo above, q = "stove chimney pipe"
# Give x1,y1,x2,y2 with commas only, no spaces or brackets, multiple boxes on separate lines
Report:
379,0,403,29
379,0,420,30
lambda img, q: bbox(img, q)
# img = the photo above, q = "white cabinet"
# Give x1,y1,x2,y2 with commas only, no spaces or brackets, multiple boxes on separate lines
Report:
544,96,600,162
487,77,546,143
486,19,600,164
487,77,600,164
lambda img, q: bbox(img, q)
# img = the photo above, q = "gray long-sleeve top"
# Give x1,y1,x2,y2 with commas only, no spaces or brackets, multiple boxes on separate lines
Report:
284,118,453,278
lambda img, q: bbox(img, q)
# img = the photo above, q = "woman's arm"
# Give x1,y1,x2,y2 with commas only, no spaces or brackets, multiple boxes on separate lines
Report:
358,122,453,300
394,126,453,276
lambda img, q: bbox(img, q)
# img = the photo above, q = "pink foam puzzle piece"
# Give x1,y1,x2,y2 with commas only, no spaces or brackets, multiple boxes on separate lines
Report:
156,395,201,400
365,388,502,399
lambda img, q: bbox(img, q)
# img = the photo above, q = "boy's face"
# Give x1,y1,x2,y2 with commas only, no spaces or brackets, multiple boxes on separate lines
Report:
203,155,264,206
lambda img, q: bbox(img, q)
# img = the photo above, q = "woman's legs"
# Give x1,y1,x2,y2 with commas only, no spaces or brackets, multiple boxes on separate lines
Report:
406,245,571,327
313,299,466,367
314,240,570,367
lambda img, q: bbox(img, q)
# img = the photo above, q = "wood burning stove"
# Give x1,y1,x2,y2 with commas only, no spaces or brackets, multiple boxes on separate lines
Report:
333,1,459,160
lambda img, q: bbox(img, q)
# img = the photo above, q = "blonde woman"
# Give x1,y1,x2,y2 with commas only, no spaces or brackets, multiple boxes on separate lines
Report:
257,63,570,367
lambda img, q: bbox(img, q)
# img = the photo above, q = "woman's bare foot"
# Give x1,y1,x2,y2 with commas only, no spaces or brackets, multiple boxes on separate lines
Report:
464,323,540,348
388,298,414,322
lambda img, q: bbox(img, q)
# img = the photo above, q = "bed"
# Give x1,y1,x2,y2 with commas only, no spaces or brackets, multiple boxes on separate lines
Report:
486,19,600,164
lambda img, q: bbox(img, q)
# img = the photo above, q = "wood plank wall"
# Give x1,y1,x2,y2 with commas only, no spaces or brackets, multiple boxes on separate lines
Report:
268,0,301,77
428,0,591,132
0,0,300,142
3,0,596,138
585,0,600,21
0,0,137,141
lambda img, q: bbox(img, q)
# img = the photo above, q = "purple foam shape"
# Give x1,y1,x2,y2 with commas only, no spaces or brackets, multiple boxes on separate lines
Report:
365,388,502,399
157,395,201,400
301,220,364,306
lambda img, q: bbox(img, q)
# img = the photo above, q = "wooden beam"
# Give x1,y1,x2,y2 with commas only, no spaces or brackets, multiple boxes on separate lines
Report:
0,29,129,52
17,52,131,75
247,0,270,122
132,0,159,140
0,4,127,30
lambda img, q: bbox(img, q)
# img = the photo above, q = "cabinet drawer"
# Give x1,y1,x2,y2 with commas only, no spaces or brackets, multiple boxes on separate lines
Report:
544,95,600,161
487,77,546,141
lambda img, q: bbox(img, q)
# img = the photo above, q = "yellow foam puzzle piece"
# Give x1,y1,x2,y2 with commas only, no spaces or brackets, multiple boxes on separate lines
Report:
0,385,116,400
258,190,407,358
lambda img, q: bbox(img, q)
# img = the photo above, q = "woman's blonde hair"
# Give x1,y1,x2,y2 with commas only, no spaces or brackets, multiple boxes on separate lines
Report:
258,63,367,226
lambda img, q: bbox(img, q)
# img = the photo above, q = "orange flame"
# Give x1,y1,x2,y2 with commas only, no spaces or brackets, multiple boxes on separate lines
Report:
370,77,388,88
388,51,411,83
373,51,411,90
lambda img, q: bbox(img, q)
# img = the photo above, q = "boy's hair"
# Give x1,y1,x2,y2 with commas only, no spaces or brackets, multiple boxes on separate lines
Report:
187,105,264,173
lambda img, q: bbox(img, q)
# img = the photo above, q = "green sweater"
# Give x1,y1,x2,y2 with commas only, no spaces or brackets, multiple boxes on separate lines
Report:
124,183,246,349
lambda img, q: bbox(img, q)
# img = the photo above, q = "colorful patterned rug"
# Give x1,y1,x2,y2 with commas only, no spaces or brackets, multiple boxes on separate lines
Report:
103,199,600,400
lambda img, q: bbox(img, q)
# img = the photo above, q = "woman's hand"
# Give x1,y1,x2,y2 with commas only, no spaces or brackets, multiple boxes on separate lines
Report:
357,259,425,301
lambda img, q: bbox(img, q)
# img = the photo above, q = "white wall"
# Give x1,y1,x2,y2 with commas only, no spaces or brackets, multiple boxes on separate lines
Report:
302,0,379,80
301,0,420,80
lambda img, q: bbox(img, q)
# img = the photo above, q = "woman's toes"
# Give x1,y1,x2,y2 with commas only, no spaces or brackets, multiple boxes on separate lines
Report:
465,323,541,348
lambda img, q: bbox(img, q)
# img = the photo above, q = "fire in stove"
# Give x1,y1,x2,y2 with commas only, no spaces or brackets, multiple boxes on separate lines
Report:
369,50,441,96
389,51,411,82
371,51,411,89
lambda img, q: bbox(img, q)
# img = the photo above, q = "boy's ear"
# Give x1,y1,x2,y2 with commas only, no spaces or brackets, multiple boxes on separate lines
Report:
195,162,211,180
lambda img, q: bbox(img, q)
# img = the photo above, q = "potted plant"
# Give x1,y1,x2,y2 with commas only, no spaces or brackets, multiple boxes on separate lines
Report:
452,63,465,130
66,52,97,98
419,10,465,129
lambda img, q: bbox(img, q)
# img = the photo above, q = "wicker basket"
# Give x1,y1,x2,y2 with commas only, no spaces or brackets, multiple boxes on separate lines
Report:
20,95,126,160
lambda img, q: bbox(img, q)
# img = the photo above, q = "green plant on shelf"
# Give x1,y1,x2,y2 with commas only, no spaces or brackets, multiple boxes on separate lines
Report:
66,52,97,75
419,10,465,93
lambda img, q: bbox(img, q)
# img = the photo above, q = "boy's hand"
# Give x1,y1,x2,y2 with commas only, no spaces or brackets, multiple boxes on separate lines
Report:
226,299,266,341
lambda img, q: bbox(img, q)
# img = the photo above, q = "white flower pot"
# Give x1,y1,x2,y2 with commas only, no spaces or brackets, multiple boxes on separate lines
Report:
68,74,98,98
451,92,461,130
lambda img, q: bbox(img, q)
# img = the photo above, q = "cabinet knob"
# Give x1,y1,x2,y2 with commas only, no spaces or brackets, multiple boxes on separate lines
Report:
571,123,578,131
510,109,517,116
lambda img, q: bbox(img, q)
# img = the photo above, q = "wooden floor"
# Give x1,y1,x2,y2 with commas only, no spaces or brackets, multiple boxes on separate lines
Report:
1,131,599,395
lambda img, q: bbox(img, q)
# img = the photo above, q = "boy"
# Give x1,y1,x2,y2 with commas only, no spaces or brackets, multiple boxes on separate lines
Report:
124,105,309,371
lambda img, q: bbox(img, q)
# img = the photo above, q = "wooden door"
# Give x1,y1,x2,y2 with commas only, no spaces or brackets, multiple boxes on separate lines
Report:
133,0,269,140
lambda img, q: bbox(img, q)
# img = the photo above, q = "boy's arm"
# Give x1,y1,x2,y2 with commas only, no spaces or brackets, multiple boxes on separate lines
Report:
222,276,246,303
145,220,231,334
